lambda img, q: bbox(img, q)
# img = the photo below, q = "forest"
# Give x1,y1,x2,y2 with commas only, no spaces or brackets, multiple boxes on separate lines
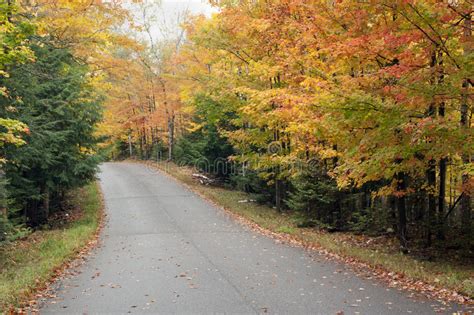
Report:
107,0,473,255
0,0,135,239
0,0,473,310
1,0,473,262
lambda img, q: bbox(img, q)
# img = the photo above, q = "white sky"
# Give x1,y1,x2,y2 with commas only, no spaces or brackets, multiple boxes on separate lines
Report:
132,0,217,42
161,0,215,16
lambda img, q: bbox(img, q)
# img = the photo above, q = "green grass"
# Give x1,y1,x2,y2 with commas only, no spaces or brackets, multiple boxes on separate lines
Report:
147,160,474,299
0,182,102,310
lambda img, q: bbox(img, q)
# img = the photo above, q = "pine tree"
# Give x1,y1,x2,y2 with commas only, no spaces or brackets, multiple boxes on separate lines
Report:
1,42,102,225
286,170,340,228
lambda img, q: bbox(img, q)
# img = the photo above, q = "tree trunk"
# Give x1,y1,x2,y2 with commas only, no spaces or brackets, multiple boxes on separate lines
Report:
397,172,408,253
389,196,397,232
26,199,39,227
128,134,133,158
138,128,143,158
460,12,472,240
426,161,436,247
437,53,446,240
141,127,147,159
425,49,438,247
275,179,282,212
42,185,50,222
438,156,447,240
168,114,175,161
0,206,6,220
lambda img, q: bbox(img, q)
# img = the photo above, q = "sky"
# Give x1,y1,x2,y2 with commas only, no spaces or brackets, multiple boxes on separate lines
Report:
134,0,217,42
161,0,216,17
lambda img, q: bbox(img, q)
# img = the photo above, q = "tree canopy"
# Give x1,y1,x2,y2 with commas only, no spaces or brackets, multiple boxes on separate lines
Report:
1,0,472,251
105,0,473,251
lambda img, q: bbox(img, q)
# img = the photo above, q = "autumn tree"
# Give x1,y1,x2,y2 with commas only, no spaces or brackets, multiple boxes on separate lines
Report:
165,0,473,250
0,0,33,161
97,0,472,251
1,0,142,230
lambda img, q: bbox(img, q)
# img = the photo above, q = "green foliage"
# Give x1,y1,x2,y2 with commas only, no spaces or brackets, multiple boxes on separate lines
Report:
169,0,474,252
0,173,9,242
229,168,272,203
0,1,35,73
286,172,337,213
175,95,234,176
0,172,6,208
1,41,103,226
0,172,30,244
347,208,388,235
286,170,339,225
0,1,35,160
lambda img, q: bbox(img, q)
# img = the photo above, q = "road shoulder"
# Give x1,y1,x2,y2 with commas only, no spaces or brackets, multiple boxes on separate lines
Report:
0,182,104,312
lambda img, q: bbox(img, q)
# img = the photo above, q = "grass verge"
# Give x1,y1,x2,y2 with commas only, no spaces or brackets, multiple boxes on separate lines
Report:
145,160,473,301
0,182,103,310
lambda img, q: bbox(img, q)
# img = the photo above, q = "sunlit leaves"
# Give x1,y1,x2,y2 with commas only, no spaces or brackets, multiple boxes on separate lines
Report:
172,0,473,197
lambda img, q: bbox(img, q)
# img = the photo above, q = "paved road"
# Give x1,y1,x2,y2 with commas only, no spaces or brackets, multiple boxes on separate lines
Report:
40,162,464,314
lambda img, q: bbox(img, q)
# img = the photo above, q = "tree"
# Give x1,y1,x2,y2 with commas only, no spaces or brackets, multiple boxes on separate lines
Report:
1,0,142,231
1,42,102,225
0,0,34,161
168,0,473,250
99,0,472,251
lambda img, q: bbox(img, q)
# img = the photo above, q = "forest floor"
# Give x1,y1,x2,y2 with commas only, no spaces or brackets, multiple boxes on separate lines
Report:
0,182,103,311
141,160,473,304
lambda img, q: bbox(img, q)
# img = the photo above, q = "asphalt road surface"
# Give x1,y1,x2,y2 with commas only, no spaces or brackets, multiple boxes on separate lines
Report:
40,162,466,314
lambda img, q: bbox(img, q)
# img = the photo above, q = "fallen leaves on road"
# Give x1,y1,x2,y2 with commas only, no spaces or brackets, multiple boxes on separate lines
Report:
193,188,473,306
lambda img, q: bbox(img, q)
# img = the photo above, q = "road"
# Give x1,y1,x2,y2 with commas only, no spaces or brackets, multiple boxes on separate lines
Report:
40,162,464,314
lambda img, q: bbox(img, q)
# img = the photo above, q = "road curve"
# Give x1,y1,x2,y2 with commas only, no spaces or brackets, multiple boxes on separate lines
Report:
40,162,464,314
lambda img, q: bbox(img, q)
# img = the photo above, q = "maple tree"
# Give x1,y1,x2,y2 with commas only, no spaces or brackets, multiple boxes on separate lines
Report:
0,1,33,161
132,0,472,250
101,0,189,161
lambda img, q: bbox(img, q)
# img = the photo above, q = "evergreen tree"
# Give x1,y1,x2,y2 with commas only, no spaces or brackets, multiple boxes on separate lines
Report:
175,94,235,177
286,170,340,228
0,169,8,241
1,42,102,226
